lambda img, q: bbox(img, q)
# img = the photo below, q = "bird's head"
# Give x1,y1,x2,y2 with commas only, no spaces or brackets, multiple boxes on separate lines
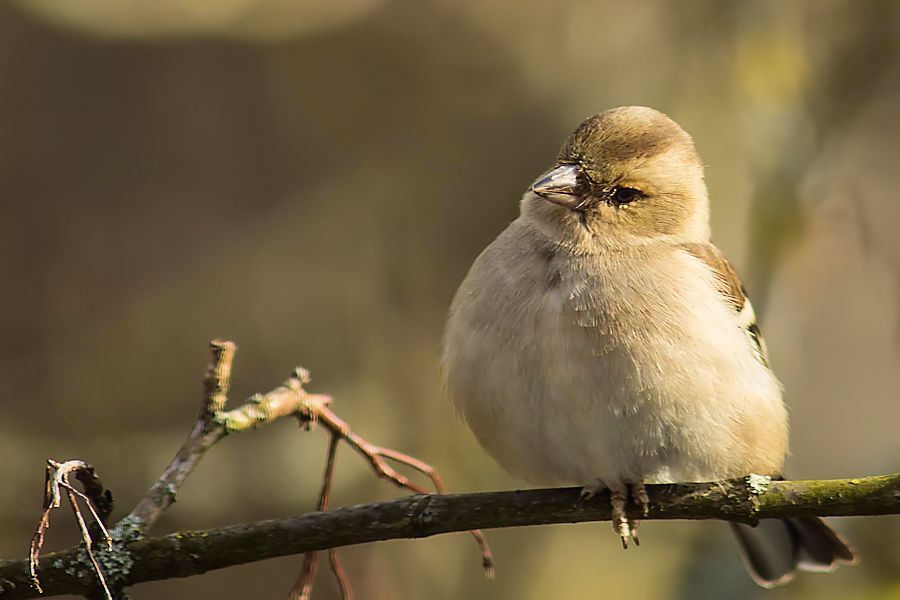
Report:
522,106,710,249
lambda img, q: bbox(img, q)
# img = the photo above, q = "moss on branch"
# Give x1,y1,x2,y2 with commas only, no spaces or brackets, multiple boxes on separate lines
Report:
2,474,897,599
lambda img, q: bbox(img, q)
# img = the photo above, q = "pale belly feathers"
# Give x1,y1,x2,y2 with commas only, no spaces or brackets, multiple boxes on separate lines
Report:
443,220,787,487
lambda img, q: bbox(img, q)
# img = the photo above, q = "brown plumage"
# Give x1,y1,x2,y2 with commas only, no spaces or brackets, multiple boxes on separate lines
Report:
443,106,857,587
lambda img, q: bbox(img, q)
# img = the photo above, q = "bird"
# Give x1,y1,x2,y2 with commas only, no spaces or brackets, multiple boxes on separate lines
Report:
442,106,857,587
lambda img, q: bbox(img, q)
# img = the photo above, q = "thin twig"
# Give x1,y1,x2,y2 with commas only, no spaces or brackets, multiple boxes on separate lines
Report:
28,460,113,599
127,339,238,529
202,339,237,418
309,402,495,576
127,341,493,576
115,339,491,600
72,467,114,526
328,549,353,600
288,433,341,600
377,447,493,576
60,486,111,600
27,466,54,594
57,482,112,549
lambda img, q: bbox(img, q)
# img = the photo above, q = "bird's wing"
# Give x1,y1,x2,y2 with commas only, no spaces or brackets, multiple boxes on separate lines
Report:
679,242,769,366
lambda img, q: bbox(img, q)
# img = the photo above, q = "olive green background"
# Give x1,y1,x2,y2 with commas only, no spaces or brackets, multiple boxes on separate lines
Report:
1,1,898,598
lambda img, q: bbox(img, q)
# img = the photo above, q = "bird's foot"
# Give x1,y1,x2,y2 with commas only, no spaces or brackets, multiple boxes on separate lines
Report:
609,486,633,548
631,481,650,517
580,479,649,548
610,481,649,549
579,482,603,502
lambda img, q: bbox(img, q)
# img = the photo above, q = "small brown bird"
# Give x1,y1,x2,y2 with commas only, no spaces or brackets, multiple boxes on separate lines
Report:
442,106,857,587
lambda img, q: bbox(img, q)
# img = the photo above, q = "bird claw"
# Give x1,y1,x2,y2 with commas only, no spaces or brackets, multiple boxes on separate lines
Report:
581,479,649,547
609,481,648,549
579,483,602,502
610,487,633,549
631,481,650,517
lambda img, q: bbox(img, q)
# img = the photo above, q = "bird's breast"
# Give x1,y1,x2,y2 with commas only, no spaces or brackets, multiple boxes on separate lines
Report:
443,220,786,485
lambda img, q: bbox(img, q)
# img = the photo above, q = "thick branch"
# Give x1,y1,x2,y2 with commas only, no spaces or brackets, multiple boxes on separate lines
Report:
2,474,896,599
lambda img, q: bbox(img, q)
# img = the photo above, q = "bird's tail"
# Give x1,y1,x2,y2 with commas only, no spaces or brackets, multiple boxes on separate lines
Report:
730,517,858,587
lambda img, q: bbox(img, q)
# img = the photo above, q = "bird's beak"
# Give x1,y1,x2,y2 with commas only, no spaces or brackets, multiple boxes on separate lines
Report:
529,164,585,210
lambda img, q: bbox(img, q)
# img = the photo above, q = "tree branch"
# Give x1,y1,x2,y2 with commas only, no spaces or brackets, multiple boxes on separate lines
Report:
1,474,896,599
10,340,491,599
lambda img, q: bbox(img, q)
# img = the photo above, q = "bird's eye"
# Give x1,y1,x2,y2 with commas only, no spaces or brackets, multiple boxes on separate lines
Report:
612,187,642,205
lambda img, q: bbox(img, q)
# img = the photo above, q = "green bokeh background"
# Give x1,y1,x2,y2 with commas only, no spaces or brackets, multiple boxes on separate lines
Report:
1,1,898,598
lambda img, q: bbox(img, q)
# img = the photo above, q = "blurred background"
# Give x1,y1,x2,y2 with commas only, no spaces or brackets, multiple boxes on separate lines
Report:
1,0,898,598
